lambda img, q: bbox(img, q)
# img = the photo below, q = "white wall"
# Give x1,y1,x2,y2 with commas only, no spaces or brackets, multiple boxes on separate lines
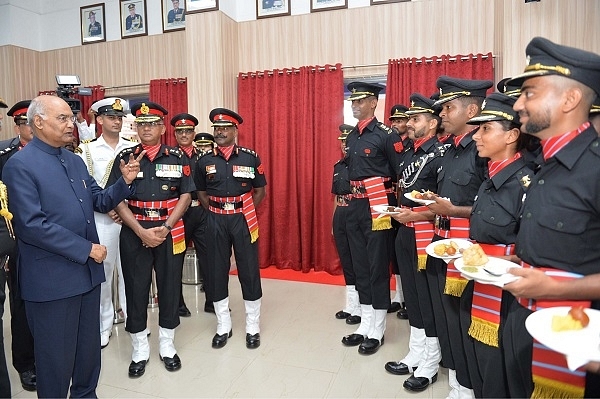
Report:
1,0,389,50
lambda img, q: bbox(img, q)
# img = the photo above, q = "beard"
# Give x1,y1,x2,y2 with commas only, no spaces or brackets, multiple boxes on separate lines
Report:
523,107,551,135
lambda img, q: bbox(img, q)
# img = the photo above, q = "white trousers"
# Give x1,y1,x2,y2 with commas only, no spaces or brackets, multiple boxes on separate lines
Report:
96,212,127,333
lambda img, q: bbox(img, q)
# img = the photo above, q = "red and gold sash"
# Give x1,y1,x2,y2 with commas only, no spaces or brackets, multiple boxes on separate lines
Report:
438,217,471,296
520,263,589,399
403,205,434,270
468,243,515,347
128,198,186,254
208,193,259,243
351,177,393,231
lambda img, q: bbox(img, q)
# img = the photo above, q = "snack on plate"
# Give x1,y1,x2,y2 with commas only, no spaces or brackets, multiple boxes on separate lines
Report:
386,206,397,212
433,240,459,257
461,244,489,266
551,306,590,332
410,190,424,199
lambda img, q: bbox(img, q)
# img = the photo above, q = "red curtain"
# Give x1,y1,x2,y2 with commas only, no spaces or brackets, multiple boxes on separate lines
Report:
150,78,188,146
238,64,344,274
74,85,104,138
385,53,494,112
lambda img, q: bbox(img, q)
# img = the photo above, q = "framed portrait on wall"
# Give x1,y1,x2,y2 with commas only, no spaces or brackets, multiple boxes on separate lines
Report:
80,3,106,45
186,0,219,15
163,0,186,32
310,0,347,13
257,0,291,19
120,0,148,39
370,0,410,4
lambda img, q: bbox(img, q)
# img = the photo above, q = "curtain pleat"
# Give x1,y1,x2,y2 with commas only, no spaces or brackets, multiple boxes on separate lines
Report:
150,78,188,147
385,52,494,112
238,64,344,274
74,85,104,139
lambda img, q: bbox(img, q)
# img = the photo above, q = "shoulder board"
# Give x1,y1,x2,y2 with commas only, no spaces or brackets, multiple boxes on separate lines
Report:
238,147,257,157
334,159,345,166
198,150,214,159
73,147,83,154
589,138,600,158
377,122,395,135
122,136,133,141
117,146,138,158
163,146,183,158
80,138,97,144
0,144,18,157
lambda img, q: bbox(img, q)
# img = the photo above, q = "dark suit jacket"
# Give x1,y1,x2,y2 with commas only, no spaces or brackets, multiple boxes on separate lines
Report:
3,136,133,302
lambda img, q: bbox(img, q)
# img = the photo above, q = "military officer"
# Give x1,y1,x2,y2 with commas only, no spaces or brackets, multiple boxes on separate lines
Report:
332,124,361,325
0,100,36,392
77,97,135,349
194,108,267,349
108,102,194,376
341,82,402,355
0,95,10,398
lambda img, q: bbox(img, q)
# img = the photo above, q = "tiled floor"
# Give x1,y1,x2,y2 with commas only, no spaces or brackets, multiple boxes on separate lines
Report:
6,277,450,398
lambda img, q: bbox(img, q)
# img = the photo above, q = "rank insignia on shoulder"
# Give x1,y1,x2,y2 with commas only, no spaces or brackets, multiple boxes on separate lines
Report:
239,147,257,157
377,122,394,134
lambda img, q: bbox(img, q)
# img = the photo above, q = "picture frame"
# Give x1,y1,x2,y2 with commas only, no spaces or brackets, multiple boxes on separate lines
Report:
120,0,148,39
185,0,219,15
162,0,186,32
370,0,410,5
310,0,347,13
256,0,291,19
80,3,106,45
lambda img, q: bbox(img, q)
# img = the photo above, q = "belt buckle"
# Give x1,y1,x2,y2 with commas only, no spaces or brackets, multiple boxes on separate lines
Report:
351,186,361,195
191,200,199,207
145,209,160,218
223,202,235,211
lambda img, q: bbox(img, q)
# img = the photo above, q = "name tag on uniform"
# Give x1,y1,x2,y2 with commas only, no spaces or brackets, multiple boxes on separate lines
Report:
206,165,216,174
155,164,182,178
136,172,144,178
232,165,255,179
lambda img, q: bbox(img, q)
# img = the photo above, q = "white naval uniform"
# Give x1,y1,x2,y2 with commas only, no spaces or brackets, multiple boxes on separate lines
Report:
78,135,136,334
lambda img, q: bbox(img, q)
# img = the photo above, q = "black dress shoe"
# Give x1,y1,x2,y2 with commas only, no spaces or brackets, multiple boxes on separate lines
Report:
384,361,415,375
212,330,232,348
341,333,365,346
19,369,36,391
397,302,408,319
246,333,260,349
128,359,148,378
204,302,215,313
335,310,350,319
403,373,438,391
178,304,191,317
358,336,384,354
388,302,402,313
345,315,361,325
160,354,181,371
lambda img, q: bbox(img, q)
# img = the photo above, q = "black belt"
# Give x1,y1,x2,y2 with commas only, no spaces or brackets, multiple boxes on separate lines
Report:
208,199,243,210
129,205,169,218
434,215,450,230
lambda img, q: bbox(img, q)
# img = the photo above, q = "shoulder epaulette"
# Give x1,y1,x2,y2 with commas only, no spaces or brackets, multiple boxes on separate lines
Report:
80,138,97,144
0,144,18,157
164,146,183,158
117,145,138,159
377,122,395,135
238,147,257,157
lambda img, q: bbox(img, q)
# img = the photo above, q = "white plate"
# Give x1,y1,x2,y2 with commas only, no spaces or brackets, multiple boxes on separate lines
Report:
403,192,436,206
425,239,473,259
525,307,600,363
454,256,521,285
371,205,400,215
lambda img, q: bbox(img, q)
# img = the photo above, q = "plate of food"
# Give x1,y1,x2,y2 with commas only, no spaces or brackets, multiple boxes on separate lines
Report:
454,244,520,285
404,190,436,206
525,306,600,364
425,239,473,259
371,205,401,215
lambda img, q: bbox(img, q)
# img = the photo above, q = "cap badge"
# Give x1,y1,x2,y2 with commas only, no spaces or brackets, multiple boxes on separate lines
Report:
112,99,123,111
140,103,149,115
180,119,187,125
481,100,487,110
526,55,531,66
411,101,415,107
439,88,443,96
351,88,357,94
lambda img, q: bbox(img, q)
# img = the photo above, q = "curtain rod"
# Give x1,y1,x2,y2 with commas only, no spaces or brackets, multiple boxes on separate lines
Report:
342,54,496,69
104,83,149,90
239,65,338,78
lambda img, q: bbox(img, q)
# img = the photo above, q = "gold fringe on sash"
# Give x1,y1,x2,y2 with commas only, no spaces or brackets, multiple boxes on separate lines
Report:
372,215,392,231
173,239,187,255
250,228,259,244
532,376,584,399
444,278,467,297
468,316,499,347
417,254,428,271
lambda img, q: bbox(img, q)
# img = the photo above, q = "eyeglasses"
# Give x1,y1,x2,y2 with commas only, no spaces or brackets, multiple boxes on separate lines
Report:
136,122,164,128
50,115,77,124
175,130,194,135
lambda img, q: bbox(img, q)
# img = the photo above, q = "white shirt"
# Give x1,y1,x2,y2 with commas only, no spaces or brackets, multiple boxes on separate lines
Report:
75,120,96,142
77,135,136,188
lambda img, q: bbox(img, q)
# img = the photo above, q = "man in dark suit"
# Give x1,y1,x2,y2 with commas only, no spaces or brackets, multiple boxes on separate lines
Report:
3,95,142,398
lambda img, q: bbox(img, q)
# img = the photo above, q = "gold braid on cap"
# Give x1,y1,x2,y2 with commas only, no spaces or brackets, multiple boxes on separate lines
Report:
480,110,514,121
524,63,571,76
0,181,15,239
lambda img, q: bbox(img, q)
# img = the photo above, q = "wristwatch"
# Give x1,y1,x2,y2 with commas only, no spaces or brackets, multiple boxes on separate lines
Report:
161,222,172,231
